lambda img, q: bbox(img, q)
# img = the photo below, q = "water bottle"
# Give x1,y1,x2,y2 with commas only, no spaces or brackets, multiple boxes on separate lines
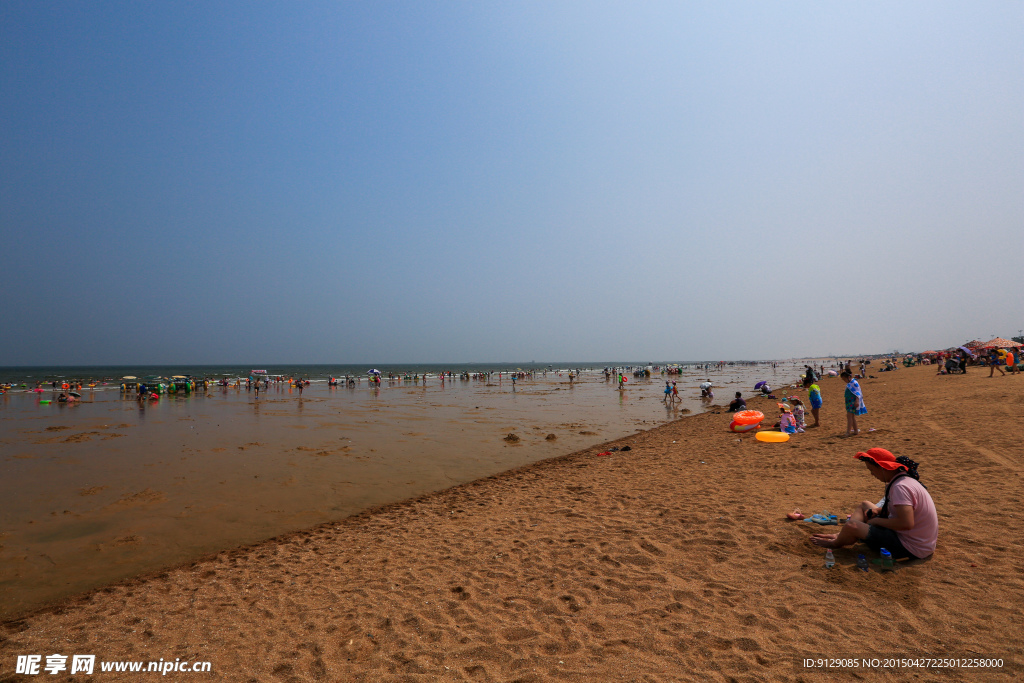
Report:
880,548,893,570
824,549,835,568
857,553,869,572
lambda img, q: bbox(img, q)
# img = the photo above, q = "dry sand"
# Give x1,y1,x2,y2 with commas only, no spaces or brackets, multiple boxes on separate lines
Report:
2,365,1022,681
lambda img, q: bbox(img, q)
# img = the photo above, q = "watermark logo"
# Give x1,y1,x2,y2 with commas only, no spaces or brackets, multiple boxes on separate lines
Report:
15,654,208,675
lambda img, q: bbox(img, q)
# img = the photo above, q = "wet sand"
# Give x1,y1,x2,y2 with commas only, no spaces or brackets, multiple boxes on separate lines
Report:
1,365,783,618
2,364,1021,681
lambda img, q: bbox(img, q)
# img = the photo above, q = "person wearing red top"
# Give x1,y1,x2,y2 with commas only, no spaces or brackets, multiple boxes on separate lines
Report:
810,448,937,560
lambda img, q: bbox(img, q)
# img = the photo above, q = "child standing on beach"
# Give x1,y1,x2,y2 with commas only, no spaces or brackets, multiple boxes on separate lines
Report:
807,384,822,428
841,370,866,435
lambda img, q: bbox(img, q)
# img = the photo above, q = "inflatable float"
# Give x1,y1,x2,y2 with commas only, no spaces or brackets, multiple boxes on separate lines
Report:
755,431,790,443
729,409,764,433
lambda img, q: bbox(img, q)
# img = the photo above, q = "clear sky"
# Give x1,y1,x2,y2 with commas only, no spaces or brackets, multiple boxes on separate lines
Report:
2,1,1022,365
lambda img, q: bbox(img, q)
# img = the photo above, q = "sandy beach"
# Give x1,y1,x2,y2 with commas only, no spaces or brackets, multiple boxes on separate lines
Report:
2,364,1022,682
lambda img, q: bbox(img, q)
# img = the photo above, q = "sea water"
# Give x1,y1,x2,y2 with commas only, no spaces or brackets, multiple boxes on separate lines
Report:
0,359,823,617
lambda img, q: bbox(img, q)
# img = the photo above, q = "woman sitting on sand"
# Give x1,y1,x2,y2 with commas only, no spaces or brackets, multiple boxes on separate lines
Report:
810,448,937,560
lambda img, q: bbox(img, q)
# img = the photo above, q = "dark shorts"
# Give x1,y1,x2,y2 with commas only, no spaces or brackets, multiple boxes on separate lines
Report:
863,525,917,560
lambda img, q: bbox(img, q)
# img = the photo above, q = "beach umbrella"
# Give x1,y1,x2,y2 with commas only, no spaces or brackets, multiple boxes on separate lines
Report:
754,381,767,389
957,346,976,358
699,382,712,389
982,337,1016,348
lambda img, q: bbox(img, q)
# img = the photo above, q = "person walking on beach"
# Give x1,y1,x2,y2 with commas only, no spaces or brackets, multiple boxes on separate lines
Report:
663,381,671,404
842,370,866,435
989,348,1006,377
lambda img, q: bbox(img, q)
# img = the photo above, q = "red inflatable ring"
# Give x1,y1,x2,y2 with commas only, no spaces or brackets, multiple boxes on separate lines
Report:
732,410,764,426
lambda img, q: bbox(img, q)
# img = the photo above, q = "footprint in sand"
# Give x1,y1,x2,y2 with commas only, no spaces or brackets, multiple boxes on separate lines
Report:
78,486,109,496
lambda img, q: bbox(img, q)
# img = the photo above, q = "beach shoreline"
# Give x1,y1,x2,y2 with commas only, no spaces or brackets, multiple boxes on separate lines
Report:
2,365,1022,681
0,362,806,619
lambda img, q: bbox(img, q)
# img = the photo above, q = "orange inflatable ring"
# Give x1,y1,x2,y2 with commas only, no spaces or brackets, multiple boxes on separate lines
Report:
756,431,790,443
729,421,759,433
732,410,764,426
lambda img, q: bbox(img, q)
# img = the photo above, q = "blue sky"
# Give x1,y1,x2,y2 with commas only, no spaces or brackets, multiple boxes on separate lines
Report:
2,2,1022,364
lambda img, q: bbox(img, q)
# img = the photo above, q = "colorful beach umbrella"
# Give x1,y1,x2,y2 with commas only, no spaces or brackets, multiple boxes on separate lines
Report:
982,337,1016,348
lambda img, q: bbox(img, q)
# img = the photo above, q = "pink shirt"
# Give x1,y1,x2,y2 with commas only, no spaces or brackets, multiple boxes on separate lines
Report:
888,477,938,558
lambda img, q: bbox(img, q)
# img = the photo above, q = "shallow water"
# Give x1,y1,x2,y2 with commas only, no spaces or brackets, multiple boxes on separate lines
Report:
0,361,818,617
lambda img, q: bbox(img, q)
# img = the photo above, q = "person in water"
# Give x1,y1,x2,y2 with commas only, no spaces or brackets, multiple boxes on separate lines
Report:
810,448,937,560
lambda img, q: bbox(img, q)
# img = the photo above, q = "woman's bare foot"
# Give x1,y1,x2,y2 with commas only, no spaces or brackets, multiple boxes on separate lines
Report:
810,534,839,548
